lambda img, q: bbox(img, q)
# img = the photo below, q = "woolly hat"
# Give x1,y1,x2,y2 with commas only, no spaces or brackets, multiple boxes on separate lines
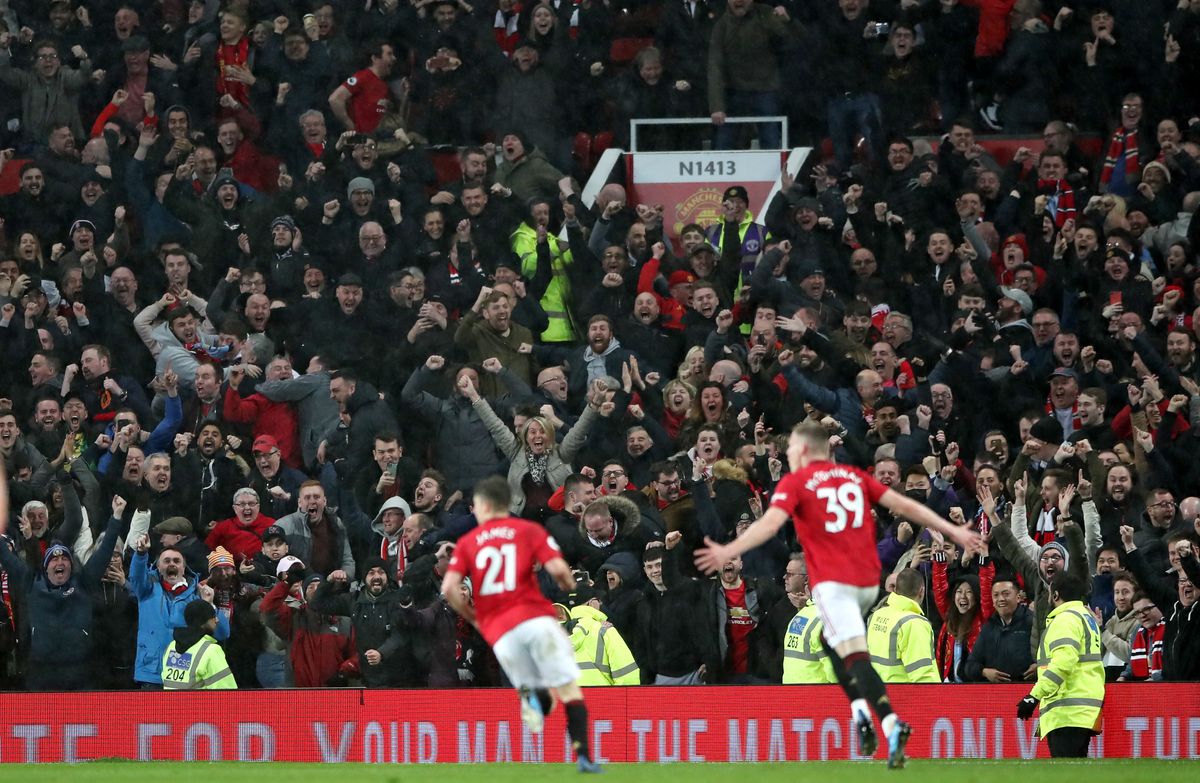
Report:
42,543,71,572
1029,416,1064,443
271,215,296,233
346,177,375,198
207,546,235,571
362,556,391,579
1039,541,1069,579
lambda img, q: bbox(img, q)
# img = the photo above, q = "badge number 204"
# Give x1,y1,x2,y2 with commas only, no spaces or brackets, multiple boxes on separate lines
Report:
678,160,737,177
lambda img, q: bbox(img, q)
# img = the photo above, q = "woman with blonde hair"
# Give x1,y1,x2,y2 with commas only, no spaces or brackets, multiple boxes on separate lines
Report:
660,379,695,441
461,372,602,521
676,345,707,387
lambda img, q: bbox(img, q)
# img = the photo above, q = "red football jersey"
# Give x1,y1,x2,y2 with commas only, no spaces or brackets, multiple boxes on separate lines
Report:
769,461,889,588
447,517,562,645
342,68,388,133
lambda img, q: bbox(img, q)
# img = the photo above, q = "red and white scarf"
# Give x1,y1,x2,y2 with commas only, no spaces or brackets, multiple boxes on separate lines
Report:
1100,127,1139,186
1130,622,1165,680
1037,178,1076,228
381,536,409,582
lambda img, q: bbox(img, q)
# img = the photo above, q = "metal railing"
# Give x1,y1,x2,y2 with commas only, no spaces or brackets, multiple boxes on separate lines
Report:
629,116,790,153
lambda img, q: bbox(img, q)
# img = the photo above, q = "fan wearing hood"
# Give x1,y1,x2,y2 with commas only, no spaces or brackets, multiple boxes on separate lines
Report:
594,551,645,656
369,496,419,582
573,495,648,577
0,488,125,690
561,588,640,686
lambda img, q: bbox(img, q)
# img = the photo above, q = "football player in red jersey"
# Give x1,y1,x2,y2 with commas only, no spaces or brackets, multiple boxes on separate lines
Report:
696,421,983,768
442,476,603,773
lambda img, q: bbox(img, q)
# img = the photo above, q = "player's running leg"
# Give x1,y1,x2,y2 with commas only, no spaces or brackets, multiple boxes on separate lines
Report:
821,638,876,756
554,682,602,774
518,687,545,734
813,582,909,768
833,640,910,769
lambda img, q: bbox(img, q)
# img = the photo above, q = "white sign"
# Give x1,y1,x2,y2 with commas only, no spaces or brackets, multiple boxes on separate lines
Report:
633,151,783,184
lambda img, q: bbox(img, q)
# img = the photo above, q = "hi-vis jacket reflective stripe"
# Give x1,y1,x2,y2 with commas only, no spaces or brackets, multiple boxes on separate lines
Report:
782,604,836,684
568,605,639,686
867,592,939,683
1031,600,1105,735
705,211,769,334
161,635,237,690
512,222,575,343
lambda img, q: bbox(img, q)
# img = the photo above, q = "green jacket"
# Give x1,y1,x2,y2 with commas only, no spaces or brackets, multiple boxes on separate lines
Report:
452,309,536,397
782,603,836,684
512,221,575,342
569,605,640,686
707,5,790,111
1030,601,1105,736
867,592,939,683
162,634,237,690
495,149,565,203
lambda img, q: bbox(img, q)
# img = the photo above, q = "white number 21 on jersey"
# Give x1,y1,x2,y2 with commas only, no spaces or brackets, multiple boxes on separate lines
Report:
476,543,517,595
815,484,865,533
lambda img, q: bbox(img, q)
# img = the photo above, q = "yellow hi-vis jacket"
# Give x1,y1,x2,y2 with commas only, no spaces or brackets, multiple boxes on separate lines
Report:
161,634,237,690
512,221,575,343
568,605,639,685
867,592,939,683
1030,600,1105,736
782,603,836,684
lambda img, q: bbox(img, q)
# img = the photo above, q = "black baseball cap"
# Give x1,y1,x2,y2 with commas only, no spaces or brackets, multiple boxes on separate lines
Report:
261,525,287,543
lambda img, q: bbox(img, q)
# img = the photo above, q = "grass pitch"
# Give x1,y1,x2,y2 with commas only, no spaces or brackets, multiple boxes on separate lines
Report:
3,760,1196,782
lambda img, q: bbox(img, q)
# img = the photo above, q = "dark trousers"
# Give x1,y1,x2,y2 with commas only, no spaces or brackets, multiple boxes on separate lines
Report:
713,90,783,150
1046,726,1093,758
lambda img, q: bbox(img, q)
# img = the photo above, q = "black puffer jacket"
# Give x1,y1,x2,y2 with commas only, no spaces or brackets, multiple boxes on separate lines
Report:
963,604,1035,682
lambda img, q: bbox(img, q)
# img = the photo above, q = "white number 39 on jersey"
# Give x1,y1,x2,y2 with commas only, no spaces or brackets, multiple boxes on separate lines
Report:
815,483,865,533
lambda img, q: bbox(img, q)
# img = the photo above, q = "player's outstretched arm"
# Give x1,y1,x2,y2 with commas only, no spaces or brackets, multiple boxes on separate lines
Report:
441,571,476,626
694,507,789,574
879,489,984,554
543,557,577,593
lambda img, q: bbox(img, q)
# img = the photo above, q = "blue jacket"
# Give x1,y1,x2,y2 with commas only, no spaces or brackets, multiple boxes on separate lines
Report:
128,551,229,684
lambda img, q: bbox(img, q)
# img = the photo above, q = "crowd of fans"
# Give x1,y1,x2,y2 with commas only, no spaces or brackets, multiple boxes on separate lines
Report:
0,0,1199,692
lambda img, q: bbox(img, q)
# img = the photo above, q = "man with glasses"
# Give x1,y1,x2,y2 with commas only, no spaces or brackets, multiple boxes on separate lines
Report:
1099,92,1151,199
205,487,276,563
1122,527,1200,680
249,435,306,518
1135,489,1189,573
0,37,93,143
1117,595,1165,682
